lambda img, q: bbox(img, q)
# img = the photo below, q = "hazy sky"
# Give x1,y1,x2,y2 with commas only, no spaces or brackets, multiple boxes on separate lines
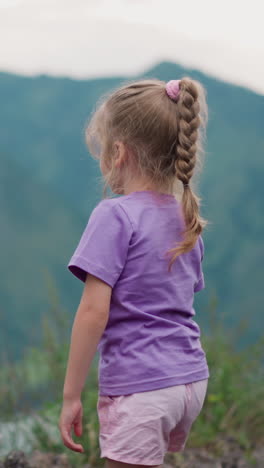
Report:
0,0,263,94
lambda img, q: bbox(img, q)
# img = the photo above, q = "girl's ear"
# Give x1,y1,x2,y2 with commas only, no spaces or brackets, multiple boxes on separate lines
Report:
114,140,122,152
113,141,126,167
113,141,120,159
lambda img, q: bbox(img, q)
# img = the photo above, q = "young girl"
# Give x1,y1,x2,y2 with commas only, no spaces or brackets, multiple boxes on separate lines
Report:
59,77,210,468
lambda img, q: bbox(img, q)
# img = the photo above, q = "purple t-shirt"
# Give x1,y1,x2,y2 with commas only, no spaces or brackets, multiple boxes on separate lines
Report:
68,190,210,396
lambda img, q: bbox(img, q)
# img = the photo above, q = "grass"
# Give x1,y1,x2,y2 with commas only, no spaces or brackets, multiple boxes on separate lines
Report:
0,282,263,467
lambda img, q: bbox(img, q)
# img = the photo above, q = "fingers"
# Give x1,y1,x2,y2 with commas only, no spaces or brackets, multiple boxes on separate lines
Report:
60,424,84,453
74,420,83,437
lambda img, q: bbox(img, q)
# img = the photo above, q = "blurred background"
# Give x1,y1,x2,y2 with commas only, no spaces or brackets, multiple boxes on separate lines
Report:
0,1,263,465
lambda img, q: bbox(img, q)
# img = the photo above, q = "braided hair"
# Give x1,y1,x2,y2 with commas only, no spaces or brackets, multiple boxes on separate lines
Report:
166,78,209,271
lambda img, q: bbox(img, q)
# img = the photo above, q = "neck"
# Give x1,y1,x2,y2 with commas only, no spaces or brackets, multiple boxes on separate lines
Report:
122,181,173,197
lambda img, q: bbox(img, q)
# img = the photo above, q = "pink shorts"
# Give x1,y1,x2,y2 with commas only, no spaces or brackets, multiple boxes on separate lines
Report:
97,378,208,466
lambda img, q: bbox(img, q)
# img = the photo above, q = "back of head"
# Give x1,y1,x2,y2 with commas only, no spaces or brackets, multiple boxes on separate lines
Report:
85,76,209,271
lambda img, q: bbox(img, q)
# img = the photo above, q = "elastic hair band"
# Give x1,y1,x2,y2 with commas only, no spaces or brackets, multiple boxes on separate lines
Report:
165,80,181,102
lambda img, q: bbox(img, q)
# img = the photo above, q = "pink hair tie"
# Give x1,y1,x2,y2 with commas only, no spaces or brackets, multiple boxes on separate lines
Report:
165,79,181,102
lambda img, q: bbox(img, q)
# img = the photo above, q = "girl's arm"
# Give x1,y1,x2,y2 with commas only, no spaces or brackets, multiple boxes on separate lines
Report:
62,273,111,401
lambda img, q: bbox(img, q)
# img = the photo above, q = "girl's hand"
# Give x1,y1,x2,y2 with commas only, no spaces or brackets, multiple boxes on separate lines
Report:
58,397,85,453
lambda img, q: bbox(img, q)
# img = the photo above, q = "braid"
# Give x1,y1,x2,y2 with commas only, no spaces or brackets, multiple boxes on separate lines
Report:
167,77,208,272
175,80,200,188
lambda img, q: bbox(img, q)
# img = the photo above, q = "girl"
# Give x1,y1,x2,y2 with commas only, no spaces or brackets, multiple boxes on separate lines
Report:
59,77,210,468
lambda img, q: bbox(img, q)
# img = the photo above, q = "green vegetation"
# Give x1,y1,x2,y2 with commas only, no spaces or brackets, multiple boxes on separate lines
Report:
0,282,263,467
0,62,264,356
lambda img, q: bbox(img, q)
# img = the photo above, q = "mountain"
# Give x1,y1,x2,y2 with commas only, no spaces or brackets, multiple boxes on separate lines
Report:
0,61,263,357
0,153,85,357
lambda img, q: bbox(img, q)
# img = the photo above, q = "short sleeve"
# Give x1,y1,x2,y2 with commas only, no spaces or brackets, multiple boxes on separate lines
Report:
194,236,205,292
67,200,133,288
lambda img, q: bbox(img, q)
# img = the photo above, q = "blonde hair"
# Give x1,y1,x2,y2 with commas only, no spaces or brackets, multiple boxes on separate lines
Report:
85,76,210,272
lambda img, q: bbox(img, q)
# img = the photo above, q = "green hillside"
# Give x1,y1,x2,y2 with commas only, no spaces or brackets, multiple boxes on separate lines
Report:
0,153,86,357
0,61,263,357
